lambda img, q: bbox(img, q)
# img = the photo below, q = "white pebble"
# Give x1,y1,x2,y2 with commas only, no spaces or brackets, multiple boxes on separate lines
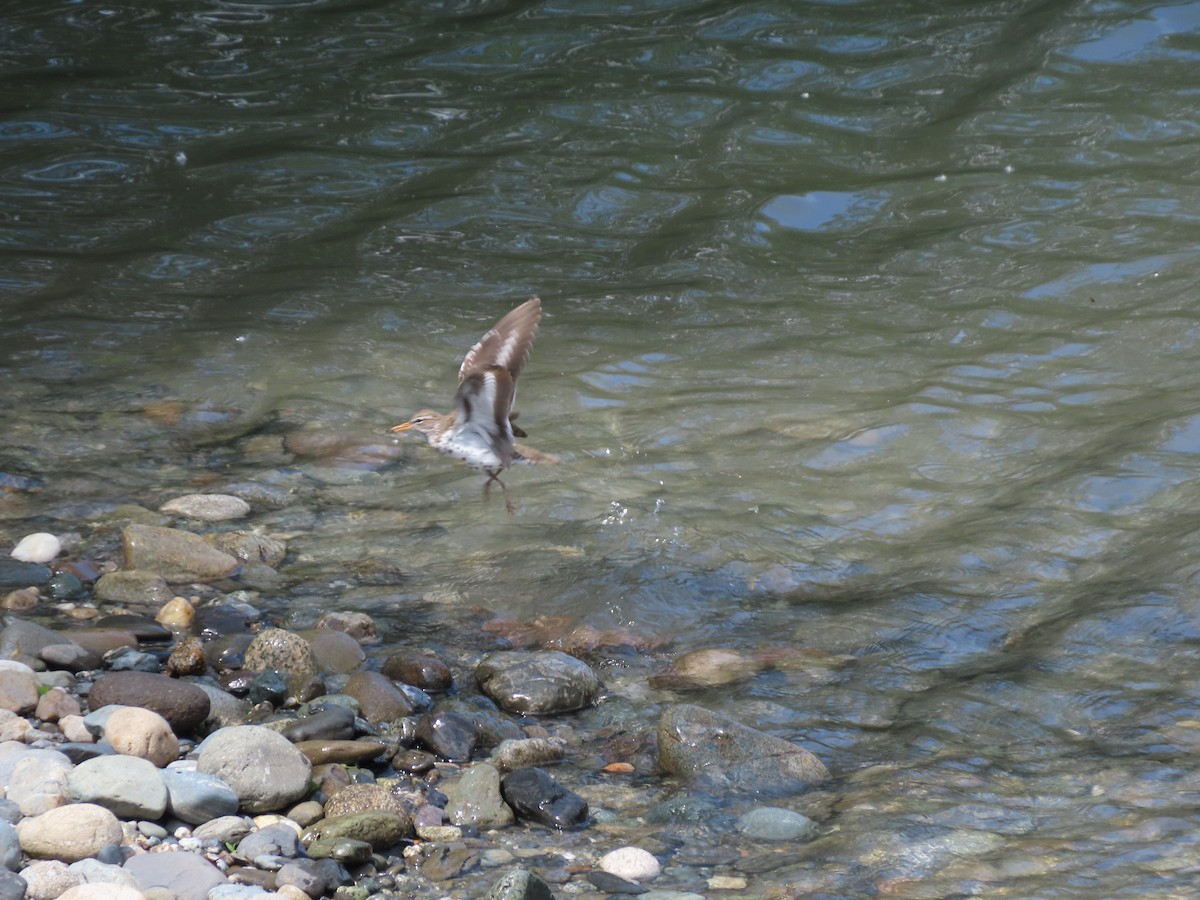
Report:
597,846,661,882
10,532,61,563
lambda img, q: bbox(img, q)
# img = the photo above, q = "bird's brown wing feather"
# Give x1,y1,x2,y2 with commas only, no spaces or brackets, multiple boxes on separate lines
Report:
458,296,541,385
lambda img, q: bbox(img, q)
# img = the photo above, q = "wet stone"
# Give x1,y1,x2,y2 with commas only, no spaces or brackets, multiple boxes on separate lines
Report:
485,868,556,900
492,737,565,772
93,571,174,606
444,763,515,830
322,783,409,820
243,628,316,693
206,530,286,567
306,629,365,675
307,837,372,865
9,533,60,564
598,846,661,882
380,650,453,693
303,811,413,851
736,806,818,841
344,671,414,724
0,561,50,587
657,704,829,796
312,611,377,643
475,651,601,716
248,669,288,705
280,704,356,742
0,588,37,612
89,614,170,642
294,739,390,766
45,572,84,601
587,871,648,894
415,710,478,762
103,647,161,673
499,767,588,830
121,524,240,583
420,843,479,882
166,636,208,677
394,749,437,774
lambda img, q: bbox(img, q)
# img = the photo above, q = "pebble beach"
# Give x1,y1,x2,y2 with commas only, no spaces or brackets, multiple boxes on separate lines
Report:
0,491,834,900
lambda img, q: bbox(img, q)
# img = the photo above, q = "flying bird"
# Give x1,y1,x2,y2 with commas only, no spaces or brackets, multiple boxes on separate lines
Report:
388,296,554,513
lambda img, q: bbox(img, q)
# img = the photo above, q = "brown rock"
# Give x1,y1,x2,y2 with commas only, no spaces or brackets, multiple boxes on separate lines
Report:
105,706,180,767
35,688,81,722
313,611,377,643
166,637,208,677
380,650,453,693
306,629,365,675
343,672,414,724
0,668,39,714
1,587,38,611
294,739,390,766
59,628,138,658
87,671,211,734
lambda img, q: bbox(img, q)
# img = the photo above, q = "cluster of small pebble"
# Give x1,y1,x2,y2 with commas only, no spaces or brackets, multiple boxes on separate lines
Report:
0,500,834,900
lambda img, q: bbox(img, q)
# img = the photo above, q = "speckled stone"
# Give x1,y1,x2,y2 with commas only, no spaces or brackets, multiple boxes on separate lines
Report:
242,628,316,692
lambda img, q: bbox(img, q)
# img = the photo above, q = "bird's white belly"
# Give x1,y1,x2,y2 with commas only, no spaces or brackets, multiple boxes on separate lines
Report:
440,430,505,473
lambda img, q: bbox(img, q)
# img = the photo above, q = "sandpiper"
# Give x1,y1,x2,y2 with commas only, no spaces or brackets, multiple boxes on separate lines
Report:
388,296,554,513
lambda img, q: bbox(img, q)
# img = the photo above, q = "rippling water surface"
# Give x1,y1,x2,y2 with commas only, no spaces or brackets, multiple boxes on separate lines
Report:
5,0,1200,893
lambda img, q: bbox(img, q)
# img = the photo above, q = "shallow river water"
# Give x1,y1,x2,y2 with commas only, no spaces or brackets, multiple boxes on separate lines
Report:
5,0,1200,895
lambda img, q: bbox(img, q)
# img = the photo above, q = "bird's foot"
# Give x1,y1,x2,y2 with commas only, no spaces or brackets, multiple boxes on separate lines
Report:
483,474,516,515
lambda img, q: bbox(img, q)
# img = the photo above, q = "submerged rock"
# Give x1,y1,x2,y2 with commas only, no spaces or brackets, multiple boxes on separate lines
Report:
159,494,251,522
500,767,587,830
444,763,515,829
657,704,830,796
121,525,239,583
475,650,600,715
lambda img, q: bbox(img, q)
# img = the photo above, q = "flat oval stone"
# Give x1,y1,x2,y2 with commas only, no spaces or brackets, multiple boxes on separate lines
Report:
159,494,251,522
10,533,61,564
293,739,390,766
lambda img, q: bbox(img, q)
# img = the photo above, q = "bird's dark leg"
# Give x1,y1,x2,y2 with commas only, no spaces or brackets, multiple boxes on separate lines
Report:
483,473,515,515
